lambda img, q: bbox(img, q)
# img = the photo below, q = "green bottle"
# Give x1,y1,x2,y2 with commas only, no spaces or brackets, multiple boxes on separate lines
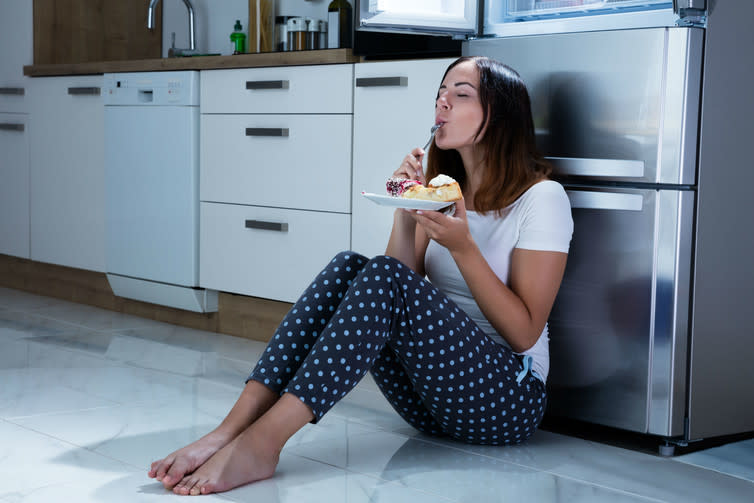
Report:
327,0,352,49
230,20,246,54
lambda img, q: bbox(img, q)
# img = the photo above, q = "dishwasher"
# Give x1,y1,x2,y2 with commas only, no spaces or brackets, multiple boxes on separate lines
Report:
104,71,217,312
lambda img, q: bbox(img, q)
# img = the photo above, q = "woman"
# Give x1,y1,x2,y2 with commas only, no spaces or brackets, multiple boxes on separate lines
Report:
148,56,573,496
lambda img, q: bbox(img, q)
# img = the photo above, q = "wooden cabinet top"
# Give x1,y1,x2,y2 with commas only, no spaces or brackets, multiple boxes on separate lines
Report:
24,49,361,77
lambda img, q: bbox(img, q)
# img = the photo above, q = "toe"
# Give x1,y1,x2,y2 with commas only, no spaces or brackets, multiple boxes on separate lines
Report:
154,456,175,481
163,460,190,488
174,475,196,496
148,459,161,478
200,481,216,495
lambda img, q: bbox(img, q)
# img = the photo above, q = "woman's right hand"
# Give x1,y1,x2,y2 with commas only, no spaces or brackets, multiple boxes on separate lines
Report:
392,147,427,185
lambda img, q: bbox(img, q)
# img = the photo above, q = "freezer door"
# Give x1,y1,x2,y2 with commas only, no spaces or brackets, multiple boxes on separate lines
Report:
484,0,679,37
357,0,478,35
465,27,703,185
546,188,694,436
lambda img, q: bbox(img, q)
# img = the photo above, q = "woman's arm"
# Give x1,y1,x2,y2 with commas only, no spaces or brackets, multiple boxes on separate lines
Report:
412,198,567,352
384,148,431,273
385,210,429,275
452,244,567,352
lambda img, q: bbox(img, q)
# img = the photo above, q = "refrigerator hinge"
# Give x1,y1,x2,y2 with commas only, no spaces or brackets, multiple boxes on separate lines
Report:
673,0,707,27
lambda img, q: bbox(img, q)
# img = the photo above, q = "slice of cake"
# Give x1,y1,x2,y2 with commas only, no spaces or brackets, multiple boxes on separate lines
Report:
400,174,462,202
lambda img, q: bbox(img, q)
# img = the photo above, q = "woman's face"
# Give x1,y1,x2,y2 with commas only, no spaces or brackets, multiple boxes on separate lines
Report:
433,60,485,152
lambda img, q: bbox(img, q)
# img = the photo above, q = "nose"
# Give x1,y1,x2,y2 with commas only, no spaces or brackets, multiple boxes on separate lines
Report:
436,94,450,110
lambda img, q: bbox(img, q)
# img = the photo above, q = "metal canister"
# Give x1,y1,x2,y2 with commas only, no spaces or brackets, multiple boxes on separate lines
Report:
286,17,308,51
307,19,326,50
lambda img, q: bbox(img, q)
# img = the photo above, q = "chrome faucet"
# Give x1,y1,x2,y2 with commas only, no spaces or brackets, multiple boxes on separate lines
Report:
147,0,196,55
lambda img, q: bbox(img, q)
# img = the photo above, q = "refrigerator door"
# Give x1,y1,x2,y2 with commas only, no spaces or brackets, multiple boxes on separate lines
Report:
357,0,478,35
465,27,703,185
546,187,694,436
484,0,678,37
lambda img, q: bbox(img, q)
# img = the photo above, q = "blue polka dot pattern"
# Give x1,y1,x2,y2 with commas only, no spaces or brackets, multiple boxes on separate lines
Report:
247,251,546,446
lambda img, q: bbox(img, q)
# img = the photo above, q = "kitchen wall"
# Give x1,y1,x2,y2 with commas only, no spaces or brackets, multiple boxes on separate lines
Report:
162,0,331,56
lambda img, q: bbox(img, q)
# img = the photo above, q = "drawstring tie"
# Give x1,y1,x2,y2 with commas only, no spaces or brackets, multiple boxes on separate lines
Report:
516,354,533,384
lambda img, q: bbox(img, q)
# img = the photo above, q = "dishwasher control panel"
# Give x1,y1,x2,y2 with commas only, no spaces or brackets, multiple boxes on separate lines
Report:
103,71,199,106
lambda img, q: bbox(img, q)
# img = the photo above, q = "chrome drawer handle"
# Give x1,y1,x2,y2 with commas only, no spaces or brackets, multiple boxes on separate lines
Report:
0,87,24,95
245,80,290,90
355,77,408,88
546,157,645,178
68,87,101,96
0,123,24,132
566,190,644,211
245,220,288,232
245,128,289,137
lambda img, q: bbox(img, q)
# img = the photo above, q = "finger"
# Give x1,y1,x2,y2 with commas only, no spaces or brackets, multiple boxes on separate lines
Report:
413,211,444,236
453,198,467,219
394,156,421,181
405,155,424,180
391,164,412,180
415,209,444,222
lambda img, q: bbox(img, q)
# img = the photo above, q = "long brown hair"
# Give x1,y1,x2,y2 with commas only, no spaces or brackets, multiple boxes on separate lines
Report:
426,56,551,215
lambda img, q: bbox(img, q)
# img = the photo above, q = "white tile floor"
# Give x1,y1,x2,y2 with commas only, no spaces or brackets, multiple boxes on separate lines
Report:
1,286,753,502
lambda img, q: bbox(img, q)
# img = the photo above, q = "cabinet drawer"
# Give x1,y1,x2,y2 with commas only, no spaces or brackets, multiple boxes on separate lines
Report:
200,202,351,303
201,114,352,212
201,65,353,114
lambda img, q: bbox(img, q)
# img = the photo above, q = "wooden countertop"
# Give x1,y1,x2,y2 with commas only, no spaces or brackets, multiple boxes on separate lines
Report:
24,49,361,77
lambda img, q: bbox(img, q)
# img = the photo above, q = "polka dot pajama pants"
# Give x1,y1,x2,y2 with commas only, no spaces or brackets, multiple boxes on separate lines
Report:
247,251,547,445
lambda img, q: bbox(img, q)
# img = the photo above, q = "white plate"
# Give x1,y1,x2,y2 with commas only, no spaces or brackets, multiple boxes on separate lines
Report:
361,192,454,211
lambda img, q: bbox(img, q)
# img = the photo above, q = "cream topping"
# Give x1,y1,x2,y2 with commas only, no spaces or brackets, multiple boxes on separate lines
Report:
428,174,456,187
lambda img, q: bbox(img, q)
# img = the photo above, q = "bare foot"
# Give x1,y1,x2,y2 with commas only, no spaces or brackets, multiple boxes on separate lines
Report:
148,430,234,489
171,428,279,496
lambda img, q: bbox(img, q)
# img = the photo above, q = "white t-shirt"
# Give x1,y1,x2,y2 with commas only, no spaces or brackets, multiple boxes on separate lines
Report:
424,180,573,382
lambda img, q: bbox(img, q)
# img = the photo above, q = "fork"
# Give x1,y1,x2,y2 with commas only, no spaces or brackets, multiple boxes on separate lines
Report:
422,123,442,151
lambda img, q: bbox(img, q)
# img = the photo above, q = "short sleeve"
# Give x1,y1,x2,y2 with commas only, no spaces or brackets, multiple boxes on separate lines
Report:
515,181,573,253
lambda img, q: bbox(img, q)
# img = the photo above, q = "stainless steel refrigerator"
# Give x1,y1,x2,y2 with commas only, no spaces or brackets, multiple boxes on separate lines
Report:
357,0,754,451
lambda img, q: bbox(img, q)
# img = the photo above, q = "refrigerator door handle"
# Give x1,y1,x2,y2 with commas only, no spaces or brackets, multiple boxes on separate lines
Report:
546,157,645,178
566,190,644,211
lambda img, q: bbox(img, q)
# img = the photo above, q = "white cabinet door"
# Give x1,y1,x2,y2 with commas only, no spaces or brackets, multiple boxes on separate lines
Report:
200,202,351,303
0,113,30,258
0,0,32,259
201,65,353,114
201,113,352,212
29,76,106,272
351,58,455,258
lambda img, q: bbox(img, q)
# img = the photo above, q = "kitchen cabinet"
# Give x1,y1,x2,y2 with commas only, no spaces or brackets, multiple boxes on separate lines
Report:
351,58,456,258
28,76,105,272
0,113,30,259
0,0,33,259
200,64,353,303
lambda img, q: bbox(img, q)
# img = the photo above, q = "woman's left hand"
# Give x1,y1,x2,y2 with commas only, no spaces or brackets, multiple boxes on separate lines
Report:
410,198,473,254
